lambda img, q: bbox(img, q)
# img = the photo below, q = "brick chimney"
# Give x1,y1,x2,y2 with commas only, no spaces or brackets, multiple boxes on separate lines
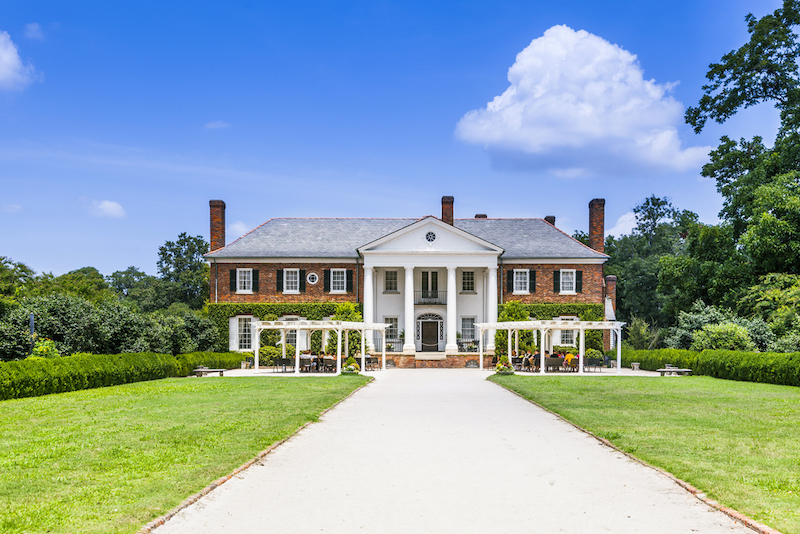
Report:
544,215,556,226
605,275,617,311
442,196,454,225
475,214,487,219
210,200,226,251
589,198,605,253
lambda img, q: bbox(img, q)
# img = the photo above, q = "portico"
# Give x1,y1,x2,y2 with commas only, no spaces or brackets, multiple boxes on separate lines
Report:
357,217,502,356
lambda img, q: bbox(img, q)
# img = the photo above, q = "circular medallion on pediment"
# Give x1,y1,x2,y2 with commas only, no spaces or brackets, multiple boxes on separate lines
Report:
425,231,436,243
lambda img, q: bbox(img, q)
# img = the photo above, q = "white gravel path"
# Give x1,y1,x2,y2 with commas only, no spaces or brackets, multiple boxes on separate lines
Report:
154,369,755,534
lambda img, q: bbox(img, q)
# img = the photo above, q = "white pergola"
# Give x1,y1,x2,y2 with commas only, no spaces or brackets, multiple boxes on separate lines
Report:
252,320,390,374
475,319,625,374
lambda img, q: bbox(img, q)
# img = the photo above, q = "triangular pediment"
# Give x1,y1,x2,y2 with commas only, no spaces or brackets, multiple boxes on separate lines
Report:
358,216,504,255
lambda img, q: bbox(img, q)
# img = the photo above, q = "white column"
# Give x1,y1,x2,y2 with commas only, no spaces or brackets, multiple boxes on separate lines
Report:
361,328,366,372
381,330,386,370
253,323,260,372
616,328,622,374
487,267,498,351
403,266,416,354
363,267,374,351
479,327,484,370
336,328,342,374
281,330,286,358
539,328,546,375
578,327,585,375
294,333,301,374
445,266,458,354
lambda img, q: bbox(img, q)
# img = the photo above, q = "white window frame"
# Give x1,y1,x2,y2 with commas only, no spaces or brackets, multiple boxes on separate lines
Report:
462,271,475,293
555,316,578,346
331,268,346,294
560,269,576,295
237,316,253,351
384,270,398,292
284,268,300,294
460,317,476,341
237,268,253,294
384,317,399,339
513,269,529,294
283,316,299,347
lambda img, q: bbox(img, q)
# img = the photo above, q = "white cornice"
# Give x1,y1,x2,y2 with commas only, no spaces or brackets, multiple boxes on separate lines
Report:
206,257,359,264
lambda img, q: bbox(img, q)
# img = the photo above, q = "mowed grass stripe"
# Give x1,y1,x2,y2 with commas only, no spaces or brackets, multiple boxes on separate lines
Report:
0,375,370,534
490,375,800,534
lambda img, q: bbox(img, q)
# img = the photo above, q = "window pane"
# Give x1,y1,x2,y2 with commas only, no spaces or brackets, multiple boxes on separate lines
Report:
238,269,251,291
386,317,398,338
561,329,574,345
462,271,474,292
514,270,528,292
332,269,346,291
561,271,575,292
238,318,252,350
385,271,397,291
285,270,299,292
461,318,475,340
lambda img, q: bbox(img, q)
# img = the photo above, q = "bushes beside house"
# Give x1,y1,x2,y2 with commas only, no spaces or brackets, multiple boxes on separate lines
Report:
0,351,244,401
621,348,800,387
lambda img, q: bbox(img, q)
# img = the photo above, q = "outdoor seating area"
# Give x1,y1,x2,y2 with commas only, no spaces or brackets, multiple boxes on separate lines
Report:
270,354,384,373
509,353,606,373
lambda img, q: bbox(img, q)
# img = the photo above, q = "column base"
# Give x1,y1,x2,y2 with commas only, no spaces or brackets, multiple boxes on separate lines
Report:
402,344,416,355
445,343,458,355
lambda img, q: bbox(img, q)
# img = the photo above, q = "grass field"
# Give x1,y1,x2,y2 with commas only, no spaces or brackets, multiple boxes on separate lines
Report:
490,375,800,534
0,375,370,534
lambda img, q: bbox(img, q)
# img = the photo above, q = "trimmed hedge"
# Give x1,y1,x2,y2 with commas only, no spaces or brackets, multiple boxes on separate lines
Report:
621,348,800,387
0,351,246,401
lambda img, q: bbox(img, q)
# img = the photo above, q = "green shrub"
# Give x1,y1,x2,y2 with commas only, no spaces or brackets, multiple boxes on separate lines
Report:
173,351,244,376
31,338,60,358
690,323,756,351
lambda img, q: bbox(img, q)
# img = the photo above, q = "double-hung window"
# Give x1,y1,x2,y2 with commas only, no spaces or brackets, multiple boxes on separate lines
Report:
560,270,576,294
238,317,252,350
385,317,399,339
331,269,346,293
461,317,476,341
556,316,578,346
237,268,252,293
284,269,299,294
513,269,529,294
462,271,475,292
384,270,398,292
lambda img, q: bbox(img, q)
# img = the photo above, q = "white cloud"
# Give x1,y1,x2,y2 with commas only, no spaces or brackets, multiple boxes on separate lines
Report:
205,120,230,129
229,221,250,238
455,25,710,175
24,23,44,41
90,200,126,218
0,30,39,91
2,204,23,213
607,211,636,237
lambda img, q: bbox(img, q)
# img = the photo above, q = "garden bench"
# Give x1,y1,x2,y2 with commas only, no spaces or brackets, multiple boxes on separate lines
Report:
194,367,225,377
656,367,692,376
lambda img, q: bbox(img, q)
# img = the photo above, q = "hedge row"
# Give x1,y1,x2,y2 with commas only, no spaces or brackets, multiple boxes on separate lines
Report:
621,348,800,387
0,351,246,401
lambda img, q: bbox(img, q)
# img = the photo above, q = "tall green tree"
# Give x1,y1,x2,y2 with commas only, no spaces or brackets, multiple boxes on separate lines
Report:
157,233,209,309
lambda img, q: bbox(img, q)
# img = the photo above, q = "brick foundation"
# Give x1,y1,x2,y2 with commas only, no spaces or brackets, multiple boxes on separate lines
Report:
385,354,493,368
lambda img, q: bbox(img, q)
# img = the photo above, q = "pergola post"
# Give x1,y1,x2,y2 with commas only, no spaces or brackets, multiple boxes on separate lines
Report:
514,330,519,358
281,330,286,358
381,331,386,370
253,323,260,372
295,334,301,375
336,328,342,374
578,327,585,375
479,327,484,370
616,328,622,374
507,328,512,361
539,328,546,375
361,328,366,372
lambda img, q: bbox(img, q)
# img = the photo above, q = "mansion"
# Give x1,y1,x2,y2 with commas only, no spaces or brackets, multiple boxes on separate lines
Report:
205,197,617,361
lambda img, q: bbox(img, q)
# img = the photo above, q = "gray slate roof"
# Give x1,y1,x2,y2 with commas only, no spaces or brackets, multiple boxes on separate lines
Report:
205,217,607,260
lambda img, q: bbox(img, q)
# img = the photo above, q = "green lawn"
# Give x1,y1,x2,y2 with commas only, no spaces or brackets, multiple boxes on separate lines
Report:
490,375,800,534
0,375,370,534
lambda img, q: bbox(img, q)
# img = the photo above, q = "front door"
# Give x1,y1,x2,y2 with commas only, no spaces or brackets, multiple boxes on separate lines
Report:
421,321,438,352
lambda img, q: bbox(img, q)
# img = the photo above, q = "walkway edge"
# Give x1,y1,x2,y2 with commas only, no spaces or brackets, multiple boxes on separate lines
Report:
137,376,375,534
487,376,783,534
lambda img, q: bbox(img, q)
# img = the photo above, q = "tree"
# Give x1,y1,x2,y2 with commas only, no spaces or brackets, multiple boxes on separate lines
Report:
23,267,115,303
0,257,35,297
157,233,209,309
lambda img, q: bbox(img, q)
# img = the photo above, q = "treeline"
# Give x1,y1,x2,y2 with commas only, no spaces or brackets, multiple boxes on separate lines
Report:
0,233,219,361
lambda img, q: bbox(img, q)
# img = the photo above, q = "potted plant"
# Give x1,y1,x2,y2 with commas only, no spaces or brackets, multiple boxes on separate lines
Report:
342,356,361,374
495,355,514,375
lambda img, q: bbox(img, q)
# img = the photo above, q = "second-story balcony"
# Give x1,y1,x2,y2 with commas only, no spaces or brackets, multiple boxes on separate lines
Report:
414,290,447,305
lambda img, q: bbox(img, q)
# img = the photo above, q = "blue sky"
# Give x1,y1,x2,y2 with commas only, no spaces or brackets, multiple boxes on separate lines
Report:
0,0,784,276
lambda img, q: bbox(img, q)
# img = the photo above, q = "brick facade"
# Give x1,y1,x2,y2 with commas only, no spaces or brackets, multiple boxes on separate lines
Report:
210,262,362,304
498,263,605,305
209,200,226,252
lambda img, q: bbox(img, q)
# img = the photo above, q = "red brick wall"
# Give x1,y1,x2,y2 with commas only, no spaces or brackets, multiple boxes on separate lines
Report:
210,262,362,303
441,196,454,225
498,263,605,304
589,198,605,253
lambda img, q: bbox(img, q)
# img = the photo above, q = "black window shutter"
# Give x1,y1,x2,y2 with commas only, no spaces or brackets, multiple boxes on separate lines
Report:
576,271,583,293
553,270,560,293
507,270,513,293
346,270,353,292
277,269,283,292
252,269,259,293
300,270,306,292
324,270,330,292
529,270,536,293
230,270,236,292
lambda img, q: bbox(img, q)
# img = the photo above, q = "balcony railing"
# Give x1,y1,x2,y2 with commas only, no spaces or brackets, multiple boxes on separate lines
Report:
414,290,447,305
373,333,403,352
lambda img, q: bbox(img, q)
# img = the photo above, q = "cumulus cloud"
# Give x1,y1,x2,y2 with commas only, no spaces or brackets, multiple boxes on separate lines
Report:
607,211,637,237
2,204,23,214
0,30,39,90
24,23,44,41
205,120,230,129
455,25,709,175
90,200,126,218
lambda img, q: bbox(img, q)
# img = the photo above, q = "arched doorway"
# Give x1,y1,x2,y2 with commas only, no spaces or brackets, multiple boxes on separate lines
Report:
416,312,444,352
